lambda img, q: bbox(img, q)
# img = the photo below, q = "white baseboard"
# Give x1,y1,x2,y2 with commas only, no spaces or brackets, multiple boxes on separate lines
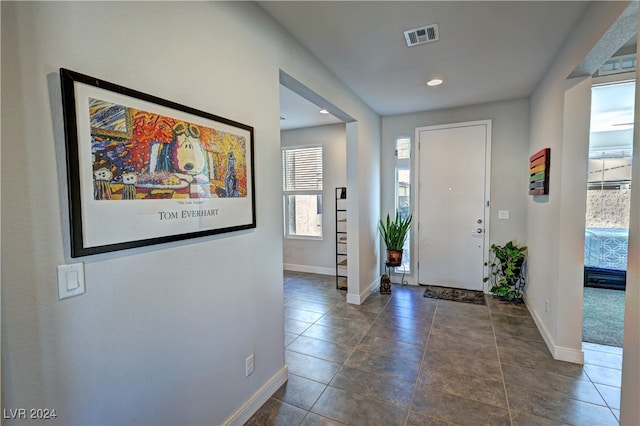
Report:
523,293,584,365
283,263,335,276
523,292,555,351
224,365,288,426
346,293,361,304
347,276,379,305
554,345,585,364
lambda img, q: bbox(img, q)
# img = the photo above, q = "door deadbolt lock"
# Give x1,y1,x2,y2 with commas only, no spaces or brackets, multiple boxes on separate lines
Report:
477,219,483,224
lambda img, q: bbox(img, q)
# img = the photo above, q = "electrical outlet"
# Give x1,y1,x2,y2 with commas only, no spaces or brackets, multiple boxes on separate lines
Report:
545,300,549,313
245,354,255,377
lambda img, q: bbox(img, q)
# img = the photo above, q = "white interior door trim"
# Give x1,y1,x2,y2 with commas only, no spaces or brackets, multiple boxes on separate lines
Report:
414,120,492,292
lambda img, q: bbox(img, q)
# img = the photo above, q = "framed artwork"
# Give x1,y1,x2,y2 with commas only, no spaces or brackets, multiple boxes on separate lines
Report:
60,68,256,257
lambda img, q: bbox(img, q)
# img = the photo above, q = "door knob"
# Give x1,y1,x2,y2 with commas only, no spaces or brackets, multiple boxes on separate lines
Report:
476,228,483,233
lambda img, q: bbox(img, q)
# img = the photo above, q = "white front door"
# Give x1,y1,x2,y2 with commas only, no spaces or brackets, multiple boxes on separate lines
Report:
417,121,491,291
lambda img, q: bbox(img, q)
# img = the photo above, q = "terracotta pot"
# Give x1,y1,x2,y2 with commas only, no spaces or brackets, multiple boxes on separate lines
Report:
386,249,403,267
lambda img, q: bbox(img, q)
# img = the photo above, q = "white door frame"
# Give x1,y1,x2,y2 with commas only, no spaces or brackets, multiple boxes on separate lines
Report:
414,120,492,292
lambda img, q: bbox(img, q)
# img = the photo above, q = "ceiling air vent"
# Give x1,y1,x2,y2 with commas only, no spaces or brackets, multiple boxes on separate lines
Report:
404,24,439,47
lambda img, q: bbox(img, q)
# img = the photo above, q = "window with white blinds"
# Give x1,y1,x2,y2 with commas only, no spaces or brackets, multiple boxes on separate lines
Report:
282,146,323,238
283,147,323,191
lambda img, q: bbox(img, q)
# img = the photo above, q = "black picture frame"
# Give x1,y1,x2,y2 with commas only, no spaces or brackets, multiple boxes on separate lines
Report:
60,68,256,257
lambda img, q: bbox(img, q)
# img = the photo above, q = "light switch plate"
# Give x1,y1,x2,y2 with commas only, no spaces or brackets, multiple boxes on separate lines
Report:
57,263,86,300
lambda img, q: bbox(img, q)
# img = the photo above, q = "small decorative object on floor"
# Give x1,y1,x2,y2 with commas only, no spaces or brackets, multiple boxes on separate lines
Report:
483,241,527,303
380,274,392,294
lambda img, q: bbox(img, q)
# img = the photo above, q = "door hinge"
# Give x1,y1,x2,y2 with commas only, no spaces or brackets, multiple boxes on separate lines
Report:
486,200,490,207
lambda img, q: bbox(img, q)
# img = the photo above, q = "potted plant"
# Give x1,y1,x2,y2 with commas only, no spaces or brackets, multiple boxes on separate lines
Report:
378,212,412,266
483,241,527,302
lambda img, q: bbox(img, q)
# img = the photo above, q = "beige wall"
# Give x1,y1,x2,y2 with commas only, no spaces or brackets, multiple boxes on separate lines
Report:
0,2,380,424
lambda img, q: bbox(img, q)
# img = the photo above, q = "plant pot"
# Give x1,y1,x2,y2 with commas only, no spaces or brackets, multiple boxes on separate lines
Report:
386,249,403,267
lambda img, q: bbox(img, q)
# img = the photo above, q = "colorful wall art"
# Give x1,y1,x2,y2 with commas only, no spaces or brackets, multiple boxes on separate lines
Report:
61,69,255,257
88,98,248,201
529,148,550,196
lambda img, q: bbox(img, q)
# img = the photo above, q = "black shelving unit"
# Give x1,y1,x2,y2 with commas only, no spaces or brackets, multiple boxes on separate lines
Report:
336,187,347,290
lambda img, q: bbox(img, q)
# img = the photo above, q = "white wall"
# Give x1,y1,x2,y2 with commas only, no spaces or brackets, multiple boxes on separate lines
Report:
526,1,639,423
346,117,382,304
265,16,382,306
621,25,640,424
381,99,530,283
281,124,347,275
0,2,380,424
527,0,632,358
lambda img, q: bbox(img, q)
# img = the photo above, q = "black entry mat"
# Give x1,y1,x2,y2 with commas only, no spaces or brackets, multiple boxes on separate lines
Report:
423,285,486,305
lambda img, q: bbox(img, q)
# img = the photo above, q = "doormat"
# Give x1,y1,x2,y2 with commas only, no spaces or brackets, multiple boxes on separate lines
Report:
423,285,486,305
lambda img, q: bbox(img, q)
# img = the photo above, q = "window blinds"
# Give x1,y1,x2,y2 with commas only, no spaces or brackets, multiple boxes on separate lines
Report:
283,147,323,191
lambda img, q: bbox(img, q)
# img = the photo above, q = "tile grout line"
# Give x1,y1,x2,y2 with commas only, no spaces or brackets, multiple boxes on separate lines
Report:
278,274,623,426
487,298,515,426
285,278,348,425
403,296,438,426
407,298,515,420
284,275,414,424
591,382,621,421
488,301,618,425
302,283,396,424
581,365,622,421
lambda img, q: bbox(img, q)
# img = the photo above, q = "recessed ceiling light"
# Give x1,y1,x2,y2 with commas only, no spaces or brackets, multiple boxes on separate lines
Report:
319,109,329,114
427,78,444,87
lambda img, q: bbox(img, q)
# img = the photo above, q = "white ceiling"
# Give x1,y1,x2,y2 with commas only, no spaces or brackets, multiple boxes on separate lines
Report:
280,85,343,130
261,0,593,128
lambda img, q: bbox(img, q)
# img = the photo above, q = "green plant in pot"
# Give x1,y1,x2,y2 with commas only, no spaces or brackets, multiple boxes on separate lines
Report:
483,241,527,302
378,212,412,267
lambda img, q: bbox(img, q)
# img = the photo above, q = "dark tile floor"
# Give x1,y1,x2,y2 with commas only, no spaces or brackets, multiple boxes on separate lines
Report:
245,272,622,425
